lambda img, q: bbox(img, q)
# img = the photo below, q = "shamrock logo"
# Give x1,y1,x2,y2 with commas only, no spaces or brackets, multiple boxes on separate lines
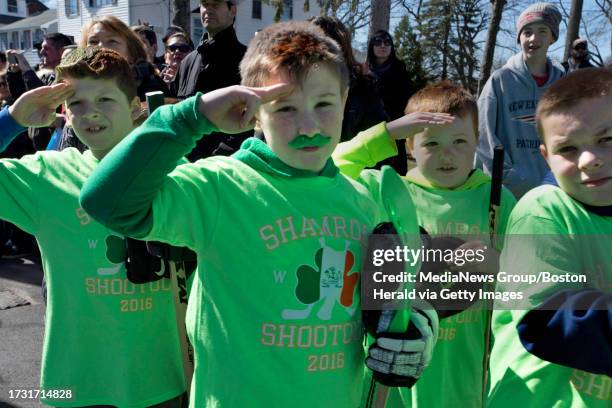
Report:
96,235,127,276
282,238,358,321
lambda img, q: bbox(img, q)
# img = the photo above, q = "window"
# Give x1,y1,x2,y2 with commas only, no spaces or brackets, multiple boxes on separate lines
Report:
252,0,261,19
280,0,293,20
7,0,18,13
22,30,31,49
0,34,8,51
65,0,79,16
89,0,117,7
33,29,44,45
192,16,203,42
10,32,18,49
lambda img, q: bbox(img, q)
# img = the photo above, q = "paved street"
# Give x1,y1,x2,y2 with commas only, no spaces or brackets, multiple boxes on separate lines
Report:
0,257,45,408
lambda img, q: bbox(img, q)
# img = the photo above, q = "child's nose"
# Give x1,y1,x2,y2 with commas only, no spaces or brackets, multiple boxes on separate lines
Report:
578,150,603,171
298,112,319,137
85,107,102,119
439,145,454,158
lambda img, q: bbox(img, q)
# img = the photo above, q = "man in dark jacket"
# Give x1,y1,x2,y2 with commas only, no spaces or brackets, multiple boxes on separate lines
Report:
170,0,247,160
562,38,596,73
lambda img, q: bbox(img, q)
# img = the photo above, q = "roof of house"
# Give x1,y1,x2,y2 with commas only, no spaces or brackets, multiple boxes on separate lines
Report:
0,15,23,25
26,0,49,11
0,9,56,31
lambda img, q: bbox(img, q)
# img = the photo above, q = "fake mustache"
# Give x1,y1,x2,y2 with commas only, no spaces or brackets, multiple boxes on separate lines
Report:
288,134,332,149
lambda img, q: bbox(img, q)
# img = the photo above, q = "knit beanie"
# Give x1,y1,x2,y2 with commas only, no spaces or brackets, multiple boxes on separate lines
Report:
516,2,562,43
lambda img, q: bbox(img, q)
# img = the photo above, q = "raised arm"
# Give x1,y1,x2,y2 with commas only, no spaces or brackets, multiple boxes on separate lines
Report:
80,84,293,239
79,94,217,239
0,83,72,152
333,113,454,179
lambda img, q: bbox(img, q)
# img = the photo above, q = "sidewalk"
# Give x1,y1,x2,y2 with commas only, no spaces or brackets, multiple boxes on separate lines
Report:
0,257,44,408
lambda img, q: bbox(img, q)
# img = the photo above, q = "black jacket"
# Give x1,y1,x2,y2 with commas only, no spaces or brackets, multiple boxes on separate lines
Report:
370,58,415,121
369,59,422,175
170,26,246,99
169,26,249,161
562,58,596,73
341,73,389,142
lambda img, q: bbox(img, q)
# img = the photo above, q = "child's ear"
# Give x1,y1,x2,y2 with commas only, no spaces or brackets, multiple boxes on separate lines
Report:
539,143,549,161
130,96,142,122
64,104,73,127
405,137,414,153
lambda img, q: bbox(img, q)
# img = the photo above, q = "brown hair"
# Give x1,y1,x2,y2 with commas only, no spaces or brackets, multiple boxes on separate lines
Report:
131,24,157,47
536,67,612,141
164,33,192,49
239,21,349,92
405,80,478,136
55,47,138,102
79,16,148,65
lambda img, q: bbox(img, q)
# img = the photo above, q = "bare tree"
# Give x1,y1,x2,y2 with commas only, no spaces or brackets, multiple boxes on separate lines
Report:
320,0,372,33
369,0,392,37
172,0,191,35
478,0,506,95
563,0,584,61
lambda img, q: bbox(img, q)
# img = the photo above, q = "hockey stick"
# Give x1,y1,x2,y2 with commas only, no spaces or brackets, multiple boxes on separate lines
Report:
481,146,504,407
371,166,421,408
146,91,194,403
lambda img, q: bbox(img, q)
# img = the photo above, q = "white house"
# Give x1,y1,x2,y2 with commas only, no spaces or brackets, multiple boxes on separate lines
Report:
0,1,54,65
57,0,321,51
0,9,56,48
0,0,28,26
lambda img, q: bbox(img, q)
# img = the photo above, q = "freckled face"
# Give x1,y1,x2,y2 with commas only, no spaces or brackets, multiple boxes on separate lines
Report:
256,65,347,172
409,115,477,188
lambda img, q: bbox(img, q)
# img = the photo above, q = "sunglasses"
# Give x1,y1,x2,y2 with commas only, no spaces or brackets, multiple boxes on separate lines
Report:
372,39,392,46
574,44,587,51
166,44,191,53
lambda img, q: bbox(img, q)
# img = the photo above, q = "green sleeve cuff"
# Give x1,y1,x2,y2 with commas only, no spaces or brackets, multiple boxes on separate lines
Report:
158,93,219,146
356,121,398,161
333,121,398,180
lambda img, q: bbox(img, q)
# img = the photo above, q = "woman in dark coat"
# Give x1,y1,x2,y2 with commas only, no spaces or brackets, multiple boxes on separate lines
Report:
310,17,389,142
367,30,418,175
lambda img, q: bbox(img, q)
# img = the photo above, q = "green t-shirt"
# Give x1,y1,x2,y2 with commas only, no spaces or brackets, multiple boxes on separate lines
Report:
0,149,185,407
488,185,612,407
79,95,383,407
334,123,516,408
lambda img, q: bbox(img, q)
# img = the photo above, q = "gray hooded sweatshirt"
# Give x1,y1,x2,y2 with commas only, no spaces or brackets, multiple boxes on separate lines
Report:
476,52,564,198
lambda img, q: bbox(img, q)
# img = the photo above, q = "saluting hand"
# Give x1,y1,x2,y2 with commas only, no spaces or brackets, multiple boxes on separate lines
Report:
198,83,294,134
8,82,74,128
386,112,456,140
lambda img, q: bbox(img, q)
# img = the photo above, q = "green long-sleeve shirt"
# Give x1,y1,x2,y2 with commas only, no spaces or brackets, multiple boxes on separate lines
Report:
0,148,185,407
81,94,385,407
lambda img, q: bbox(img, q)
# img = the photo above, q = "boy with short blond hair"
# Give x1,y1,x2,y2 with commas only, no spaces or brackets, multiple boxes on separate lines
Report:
487,68,611,408
0,47,186,407
80,21,437,407
477,2,564,198
334,81,517,407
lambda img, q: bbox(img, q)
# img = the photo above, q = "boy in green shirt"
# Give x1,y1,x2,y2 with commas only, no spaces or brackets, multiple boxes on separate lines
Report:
79,22,439,407
487,68,611,407
333,81,517,407
0,47,186,407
